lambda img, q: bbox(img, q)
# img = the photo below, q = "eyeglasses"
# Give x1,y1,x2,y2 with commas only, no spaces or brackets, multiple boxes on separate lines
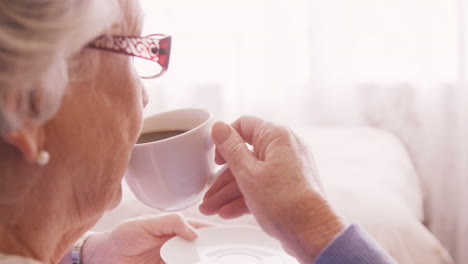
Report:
88,34,172,79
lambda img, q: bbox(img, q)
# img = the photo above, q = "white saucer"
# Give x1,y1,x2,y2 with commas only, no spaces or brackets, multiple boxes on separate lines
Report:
160,226,299,264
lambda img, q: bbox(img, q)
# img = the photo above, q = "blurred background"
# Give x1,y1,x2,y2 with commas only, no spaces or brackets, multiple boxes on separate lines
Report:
137,0,468,262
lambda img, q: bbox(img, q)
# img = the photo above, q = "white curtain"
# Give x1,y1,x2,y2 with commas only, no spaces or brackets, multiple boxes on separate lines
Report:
139,0,467,262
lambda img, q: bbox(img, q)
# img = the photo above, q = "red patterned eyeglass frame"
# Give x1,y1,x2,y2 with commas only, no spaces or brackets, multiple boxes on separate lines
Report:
87,34,172,79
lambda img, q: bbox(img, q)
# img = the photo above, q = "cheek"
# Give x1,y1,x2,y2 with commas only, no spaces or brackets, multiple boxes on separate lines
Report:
101,73,143,208
109,65,144,143
94,58,144,172
129,84,145,142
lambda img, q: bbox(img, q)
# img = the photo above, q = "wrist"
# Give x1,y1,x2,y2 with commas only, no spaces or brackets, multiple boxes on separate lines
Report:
279,191,346,264
71,232,94,264
81,231,110,264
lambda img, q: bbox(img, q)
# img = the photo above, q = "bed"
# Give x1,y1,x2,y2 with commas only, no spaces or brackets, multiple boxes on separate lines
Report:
93,126,452,264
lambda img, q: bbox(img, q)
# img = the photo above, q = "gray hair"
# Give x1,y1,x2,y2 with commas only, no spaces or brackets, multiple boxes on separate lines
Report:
0,0,120,134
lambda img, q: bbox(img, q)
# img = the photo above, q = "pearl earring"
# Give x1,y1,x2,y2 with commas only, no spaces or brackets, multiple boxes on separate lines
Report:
36,150,50,166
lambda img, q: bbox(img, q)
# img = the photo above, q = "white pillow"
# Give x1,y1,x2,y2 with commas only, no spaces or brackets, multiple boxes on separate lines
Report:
296,126,452,264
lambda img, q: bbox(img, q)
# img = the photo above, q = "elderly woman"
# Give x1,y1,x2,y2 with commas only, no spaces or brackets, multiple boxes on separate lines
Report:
0,0,210,263
0,0,398,264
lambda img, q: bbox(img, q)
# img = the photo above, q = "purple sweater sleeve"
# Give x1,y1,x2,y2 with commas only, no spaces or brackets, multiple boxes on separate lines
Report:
315,224,398,264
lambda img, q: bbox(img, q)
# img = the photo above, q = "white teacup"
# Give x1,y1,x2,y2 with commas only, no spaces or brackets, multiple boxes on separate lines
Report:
124,108,219,211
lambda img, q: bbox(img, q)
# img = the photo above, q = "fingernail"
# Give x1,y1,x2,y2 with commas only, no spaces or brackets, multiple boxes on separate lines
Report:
212,122,231,144
199,203,214,215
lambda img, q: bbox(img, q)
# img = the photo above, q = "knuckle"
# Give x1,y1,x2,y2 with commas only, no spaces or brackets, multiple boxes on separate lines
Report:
161,212,184,224
264,125,293,145
226,141,246,158
277,125,293,138
170,212,184,222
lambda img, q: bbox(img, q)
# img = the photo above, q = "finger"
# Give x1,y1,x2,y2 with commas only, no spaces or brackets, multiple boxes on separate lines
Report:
186,218,220,229
139,213,199,241
199,179,243,215
211,122,257,176
230,116,279,162
215,148,226,164
203,168,235,201
218,197,250,219
230,116,265,146
166,213,200,241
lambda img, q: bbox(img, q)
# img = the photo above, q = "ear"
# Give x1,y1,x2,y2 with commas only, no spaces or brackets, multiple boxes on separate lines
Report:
3,121,41,163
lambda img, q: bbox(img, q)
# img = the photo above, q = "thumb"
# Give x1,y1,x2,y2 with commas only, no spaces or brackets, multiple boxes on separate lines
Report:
212,122,256,174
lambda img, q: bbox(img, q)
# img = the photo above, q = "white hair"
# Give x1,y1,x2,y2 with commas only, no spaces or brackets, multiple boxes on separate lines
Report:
0,0,120,134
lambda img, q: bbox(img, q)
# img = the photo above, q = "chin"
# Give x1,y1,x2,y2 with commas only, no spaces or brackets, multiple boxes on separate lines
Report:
107,185,123,210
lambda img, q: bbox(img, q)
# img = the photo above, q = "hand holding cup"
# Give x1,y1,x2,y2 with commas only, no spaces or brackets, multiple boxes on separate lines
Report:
199,116,345,263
